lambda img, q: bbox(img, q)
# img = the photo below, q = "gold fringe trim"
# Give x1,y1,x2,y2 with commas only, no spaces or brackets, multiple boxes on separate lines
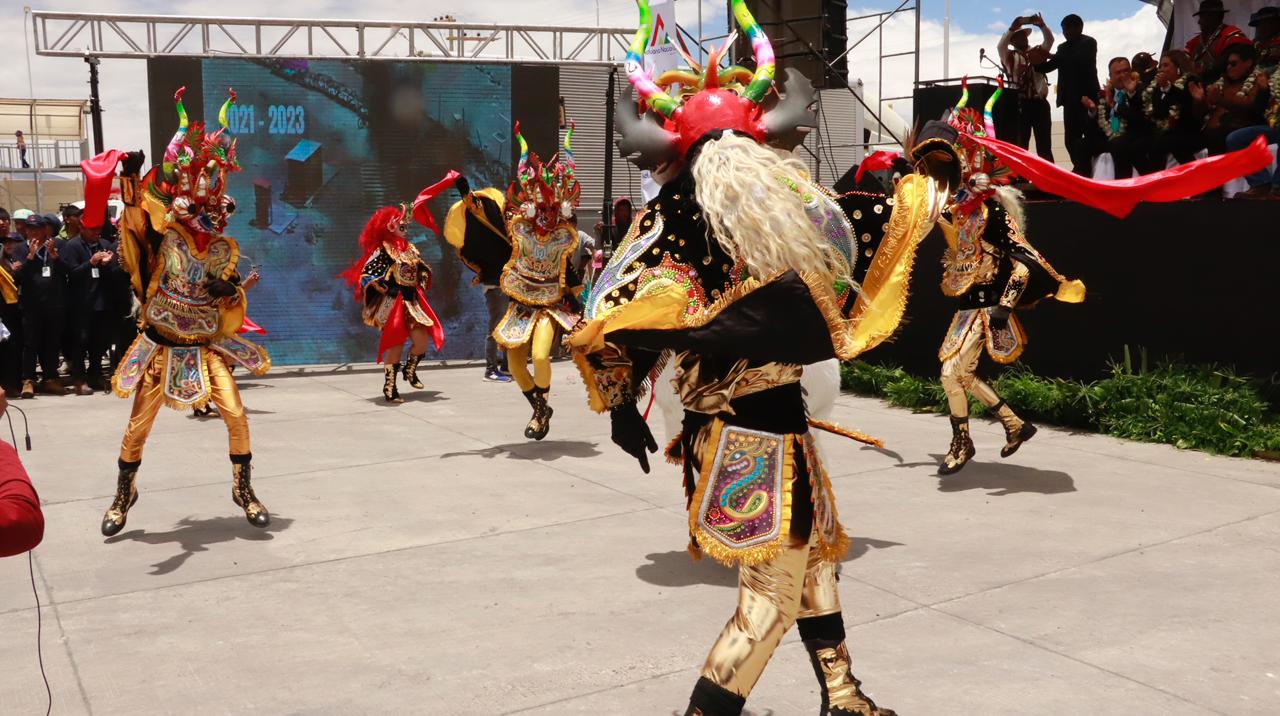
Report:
807,419,884,448
808,438,852,563
497,216,579,308
664,432,683,465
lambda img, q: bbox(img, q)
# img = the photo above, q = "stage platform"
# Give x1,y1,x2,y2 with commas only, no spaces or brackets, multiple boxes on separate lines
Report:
1,365,1278,714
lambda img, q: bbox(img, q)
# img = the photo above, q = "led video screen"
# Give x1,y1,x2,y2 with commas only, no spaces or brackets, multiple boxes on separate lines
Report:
146,58,553,366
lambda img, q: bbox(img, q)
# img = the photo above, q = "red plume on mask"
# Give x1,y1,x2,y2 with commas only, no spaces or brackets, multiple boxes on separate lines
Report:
80,150,123,230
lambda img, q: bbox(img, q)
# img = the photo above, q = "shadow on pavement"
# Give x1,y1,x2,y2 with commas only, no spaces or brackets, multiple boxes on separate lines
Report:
366,390,447,406
636,536,904,588
105,515,294,576
439,440,602,462
936,460,1077,496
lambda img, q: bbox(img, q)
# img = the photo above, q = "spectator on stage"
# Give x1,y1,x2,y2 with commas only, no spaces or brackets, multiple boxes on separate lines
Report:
1000,13,1055,160
62,210,124,394
1251,7,1280,73
1186,0,1252,83
18,214,68,398
1035,14,1102,176
0,389,43,559
1196,44,1269,157
1132,50,1202,176
1083,56,1148,179
1133,52,1159,84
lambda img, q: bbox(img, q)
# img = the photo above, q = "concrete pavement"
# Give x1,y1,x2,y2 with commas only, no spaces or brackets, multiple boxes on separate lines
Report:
1,362,1278,715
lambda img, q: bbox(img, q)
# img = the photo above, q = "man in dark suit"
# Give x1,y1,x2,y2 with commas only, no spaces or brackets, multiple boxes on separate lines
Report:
1036,14,1103,176
61,209,124,394
18,214,68,398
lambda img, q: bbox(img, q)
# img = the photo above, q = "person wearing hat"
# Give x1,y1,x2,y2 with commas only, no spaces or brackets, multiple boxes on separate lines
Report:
0,208,24,394
62,175,125,394
999,13,1056,161
9,209,32,244
57,204,83,242
1186,0,1252,82
1250,6,1280,72
18,213,69,398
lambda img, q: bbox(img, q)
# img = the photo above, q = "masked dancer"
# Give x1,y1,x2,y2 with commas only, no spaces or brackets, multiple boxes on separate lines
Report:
103,88,272,536
567,3,955,713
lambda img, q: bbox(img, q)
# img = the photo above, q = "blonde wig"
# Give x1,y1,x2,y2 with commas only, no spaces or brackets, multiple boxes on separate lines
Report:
691,133,847,287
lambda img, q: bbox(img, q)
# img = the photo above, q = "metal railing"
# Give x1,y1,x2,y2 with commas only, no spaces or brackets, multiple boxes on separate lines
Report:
0,140,88,171
30,10,634,66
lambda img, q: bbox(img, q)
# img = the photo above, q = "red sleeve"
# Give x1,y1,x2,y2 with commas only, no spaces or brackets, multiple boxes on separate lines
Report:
0,441,44,558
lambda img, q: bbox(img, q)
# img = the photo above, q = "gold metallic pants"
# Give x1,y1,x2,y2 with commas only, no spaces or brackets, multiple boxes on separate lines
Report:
701,530,842,698
506,314,556,392
119,350,250,462
939,317,1002,418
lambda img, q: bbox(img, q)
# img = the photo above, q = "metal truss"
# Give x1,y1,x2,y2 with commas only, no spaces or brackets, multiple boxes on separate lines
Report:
30,11,634,66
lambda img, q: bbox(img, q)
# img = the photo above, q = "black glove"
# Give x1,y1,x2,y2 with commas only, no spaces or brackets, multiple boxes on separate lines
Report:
121,150,146,178
989,306,1012,332
455,175,472,197
611,401,658,474
206,277,238,298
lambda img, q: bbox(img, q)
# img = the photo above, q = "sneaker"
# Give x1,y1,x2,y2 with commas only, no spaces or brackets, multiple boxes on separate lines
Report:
20,380,35,399
484,369,512,383
39,378,68,396
73,381,94,396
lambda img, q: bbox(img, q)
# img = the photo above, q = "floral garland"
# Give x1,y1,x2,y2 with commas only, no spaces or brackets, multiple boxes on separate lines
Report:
1096,82,1130,139
1210,71,1262,100
1143,75,1188,132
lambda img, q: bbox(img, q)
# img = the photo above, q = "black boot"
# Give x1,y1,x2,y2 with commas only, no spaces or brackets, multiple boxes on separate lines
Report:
803,640,896,716
231,454,270,528
383,363,402,403
402,353,425,390
992,400,1038,458
799,614,896,716
523,387,552,440
101,460,140,537
938,415,975,476
683,677,745,716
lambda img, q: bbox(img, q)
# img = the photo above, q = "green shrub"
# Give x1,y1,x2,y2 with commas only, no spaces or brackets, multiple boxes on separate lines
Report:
839,358,1280,459
1092,364,1280,457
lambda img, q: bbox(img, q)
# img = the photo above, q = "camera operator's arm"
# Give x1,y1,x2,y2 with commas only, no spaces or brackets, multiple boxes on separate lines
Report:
0,423,43,558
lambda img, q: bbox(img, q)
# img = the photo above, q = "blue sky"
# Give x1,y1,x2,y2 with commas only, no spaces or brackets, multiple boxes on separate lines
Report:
926,1,1151,33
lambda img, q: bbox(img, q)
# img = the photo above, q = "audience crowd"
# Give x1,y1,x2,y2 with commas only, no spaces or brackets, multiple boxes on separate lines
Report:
0,204,135,400
1001,1,1280,198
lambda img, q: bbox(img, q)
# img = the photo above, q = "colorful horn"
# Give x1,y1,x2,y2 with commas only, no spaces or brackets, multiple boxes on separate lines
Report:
984,77,1004,138
562,120,576,175
626,0,680,118
955,76,970,111
218,88,237,131
514,121,532,183
731,0,776,104
164,86,190,165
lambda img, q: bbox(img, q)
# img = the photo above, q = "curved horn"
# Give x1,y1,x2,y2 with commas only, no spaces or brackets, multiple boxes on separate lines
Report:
761,68,818,149
163,86,190,166
514,121,531,182
983,77,1004,137
731,0,776,104
562,120,576,175
615,86,680,169
218,88,237,132
626,0,679,118
955,76,970,111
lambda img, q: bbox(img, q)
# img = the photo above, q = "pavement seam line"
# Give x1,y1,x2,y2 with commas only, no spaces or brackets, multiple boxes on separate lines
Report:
12,506,664,614
32,551,95,715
